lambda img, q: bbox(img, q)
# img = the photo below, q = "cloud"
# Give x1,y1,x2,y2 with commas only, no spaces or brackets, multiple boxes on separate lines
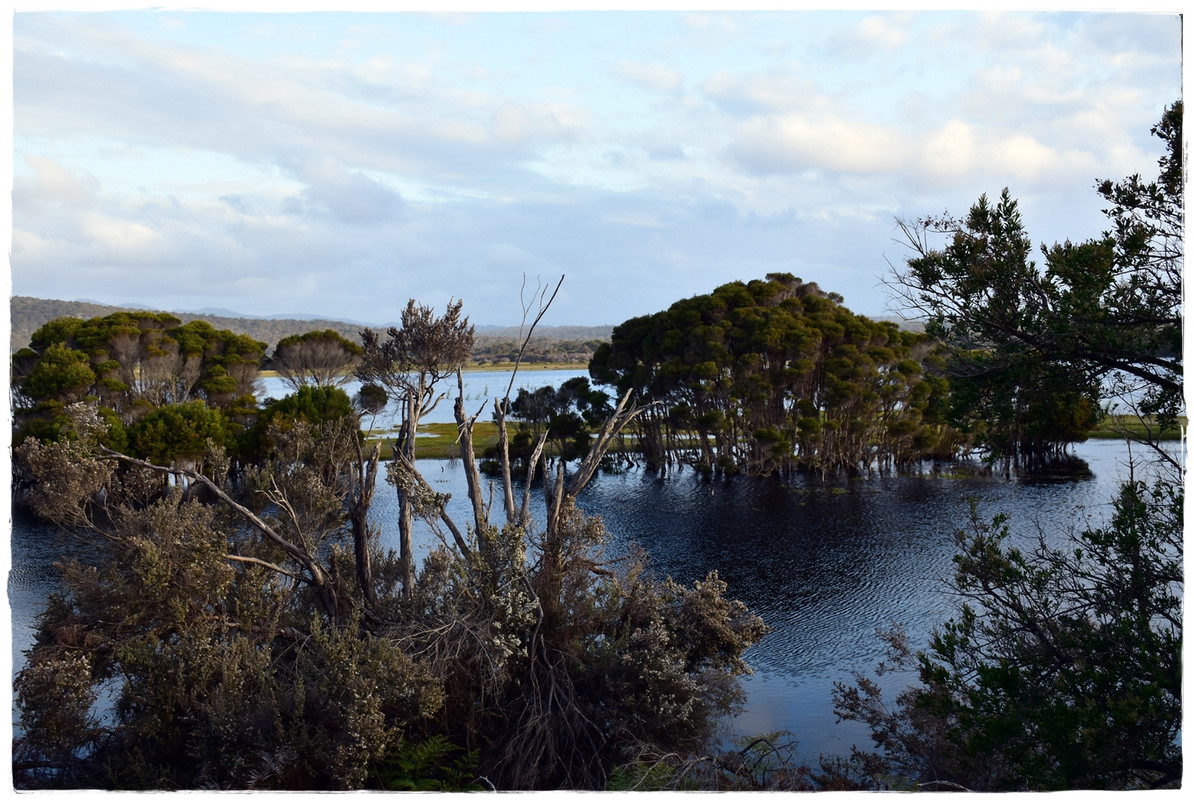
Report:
700,69,823,116
729,113,905,176
301,170,405,225
14,156,101,210
823,13,913,59
9,10,1182,329
14,14,585,199
613,59,684,93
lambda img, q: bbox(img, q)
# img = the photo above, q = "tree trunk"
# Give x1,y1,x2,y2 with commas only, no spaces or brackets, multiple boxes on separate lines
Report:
351,440,382,610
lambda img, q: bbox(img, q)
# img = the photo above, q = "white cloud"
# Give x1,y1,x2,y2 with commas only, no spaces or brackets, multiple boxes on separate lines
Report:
700,69,823,116
856,14,909,50
15,156,100,209
81,214,163,255
613,59,684,93
917,119,978,185
729,113,905,176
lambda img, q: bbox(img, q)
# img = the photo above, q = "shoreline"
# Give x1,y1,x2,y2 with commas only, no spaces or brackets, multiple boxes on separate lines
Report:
258,362,589,380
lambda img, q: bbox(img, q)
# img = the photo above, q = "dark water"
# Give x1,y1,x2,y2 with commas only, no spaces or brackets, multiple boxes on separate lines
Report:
8,428,1149,757
574,451,1132,757
371,439,1145,756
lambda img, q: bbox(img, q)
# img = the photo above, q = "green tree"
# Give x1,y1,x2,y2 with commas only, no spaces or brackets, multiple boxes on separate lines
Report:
888,101,1182,466
242,385,356,459
891,190,1104,464
271,328,364,390
128,400,230,468
354,299,475,595
834,101,1184,791
503,376,613,465
591,273,949,476
11,313,266,447
19,342,96,405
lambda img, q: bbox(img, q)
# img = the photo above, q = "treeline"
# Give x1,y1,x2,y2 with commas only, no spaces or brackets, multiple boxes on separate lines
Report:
9,296,611,363
8,296,363,355
471,335,607,365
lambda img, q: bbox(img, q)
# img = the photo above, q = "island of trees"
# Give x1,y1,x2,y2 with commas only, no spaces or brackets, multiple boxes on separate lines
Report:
10,103,1181,790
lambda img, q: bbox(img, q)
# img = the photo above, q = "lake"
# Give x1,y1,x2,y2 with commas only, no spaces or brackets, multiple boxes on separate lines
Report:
260,368,592,428
8,367,1150,760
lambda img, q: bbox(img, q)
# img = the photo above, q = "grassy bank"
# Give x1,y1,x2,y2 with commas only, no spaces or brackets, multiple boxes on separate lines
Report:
367,422,502,460
1088,415,1185,441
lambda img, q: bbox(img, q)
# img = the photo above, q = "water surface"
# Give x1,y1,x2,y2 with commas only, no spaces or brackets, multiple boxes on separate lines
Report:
10,392,1147,759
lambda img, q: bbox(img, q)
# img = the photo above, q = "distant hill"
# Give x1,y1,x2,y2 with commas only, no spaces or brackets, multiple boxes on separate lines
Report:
9,296,613,356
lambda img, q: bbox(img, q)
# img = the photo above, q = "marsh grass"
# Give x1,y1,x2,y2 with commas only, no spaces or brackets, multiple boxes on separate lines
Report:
367,422,502,460
1089,415,1185,441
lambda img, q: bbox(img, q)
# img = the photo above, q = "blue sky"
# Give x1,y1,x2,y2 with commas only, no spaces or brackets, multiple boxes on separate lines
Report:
7,4,1185,328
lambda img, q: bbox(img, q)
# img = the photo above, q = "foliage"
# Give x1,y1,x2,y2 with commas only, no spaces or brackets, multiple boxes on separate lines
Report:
270,328,363,390
13,291,769,791
836,101,1185,791
241,384,357,461
13,409,430,789
11,311,266,452
608,732,824,791
370,734,481,791
591,272,953,476
392,509,767,790
128,400,231,466
499,375,613,464
834,480,1182,790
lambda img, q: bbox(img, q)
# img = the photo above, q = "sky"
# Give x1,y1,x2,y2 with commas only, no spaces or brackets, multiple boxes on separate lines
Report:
5,3,1185,329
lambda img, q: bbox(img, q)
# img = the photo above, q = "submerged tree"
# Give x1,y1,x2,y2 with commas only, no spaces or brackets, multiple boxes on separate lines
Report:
591,273,952,476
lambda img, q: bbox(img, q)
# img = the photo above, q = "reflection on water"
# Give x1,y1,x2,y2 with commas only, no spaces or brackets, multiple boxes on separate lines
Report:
9,439,1147,757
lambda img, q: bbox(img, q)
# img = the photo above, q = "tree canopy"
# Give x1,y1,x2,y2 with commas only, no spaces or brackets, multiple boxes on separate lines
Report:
11,311,267,448
270,328,363,390
591,273,953,476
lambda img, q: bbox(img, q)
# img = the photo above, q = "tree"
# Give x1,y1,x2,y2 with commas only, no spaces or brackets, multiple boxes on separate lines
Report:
834,101,1184,791
11,313,266,453
502,376,614,465
887,101,1182,467
591,273,951,476
354,299,475,595
271,329,364,390
128,400,231,469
